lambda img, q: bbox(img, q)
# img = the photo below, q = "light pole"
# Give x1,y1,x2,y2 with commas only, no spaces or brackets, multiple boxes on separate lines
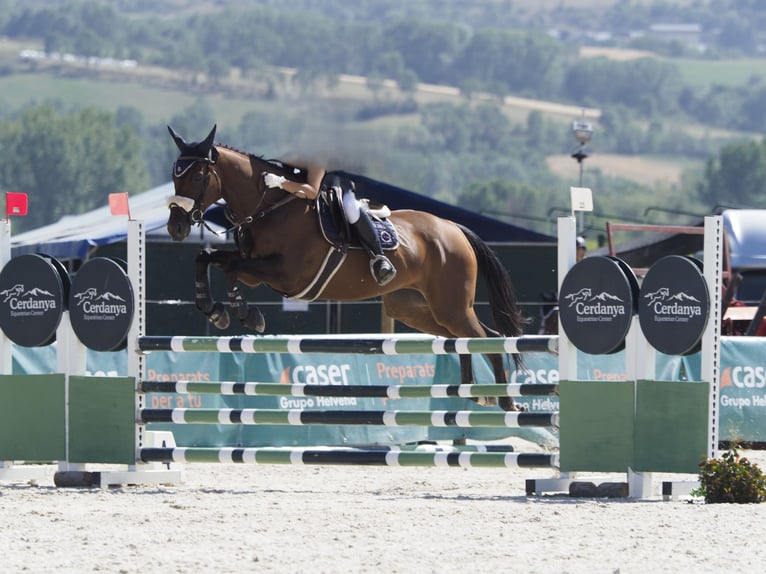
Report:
571,116,593,234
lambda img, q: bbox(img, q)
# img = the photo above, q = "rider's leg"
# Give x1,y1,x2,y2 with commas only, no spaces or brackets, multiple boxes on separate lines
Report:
342,187,396,286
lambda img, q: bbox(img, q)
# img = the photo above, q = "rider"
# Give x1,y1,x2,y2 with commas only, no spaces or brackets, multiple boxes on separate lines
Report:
262,165,397,286
576,235,587,262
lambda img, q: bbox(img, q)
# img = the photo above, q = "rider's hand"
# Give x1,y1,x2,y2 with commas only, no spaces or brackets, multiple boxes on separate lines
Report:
264,173,287,189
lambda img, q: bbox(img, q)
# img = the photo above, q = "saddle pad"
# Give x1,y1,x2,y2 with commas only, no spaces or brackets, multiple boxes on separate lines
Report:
317,199,399,251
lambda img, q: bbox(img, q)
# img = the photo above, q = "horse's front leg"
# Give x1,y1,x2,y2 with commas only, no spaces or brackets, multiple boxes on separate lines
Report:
212,251,278,333
195,250,230,330
224,276,265,333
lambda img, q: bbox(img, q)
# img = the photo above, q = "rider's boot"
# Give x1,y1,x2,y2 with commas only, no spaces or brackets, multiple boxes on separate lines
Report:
351,210,396,286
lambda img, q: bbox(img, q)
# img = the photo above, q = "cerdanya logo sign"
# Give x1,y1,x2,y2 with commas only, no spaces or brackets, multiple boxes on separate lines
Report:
69,257,134,352
0,254,69,347
639,255,709,355
558,256,638,355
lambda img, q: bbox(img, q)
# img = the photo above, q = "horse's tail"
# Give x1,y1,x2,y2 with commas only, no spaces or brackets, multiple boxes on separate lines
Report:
458,224,527,368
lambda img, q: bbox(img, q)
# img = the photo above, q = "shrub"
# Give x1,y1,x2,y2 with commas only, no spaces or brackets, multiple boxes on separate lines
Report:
693,449,766,503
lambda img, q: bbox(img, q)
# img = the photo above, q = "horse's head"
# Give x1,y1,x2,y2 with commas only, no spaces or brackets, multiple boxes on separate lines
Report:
166,124,222,241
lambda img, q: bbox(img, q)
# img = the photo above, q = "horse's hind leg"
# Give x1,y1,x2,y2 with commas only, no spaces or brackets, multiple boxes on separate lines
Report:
420,290,522,411
195,250,230,330
382,290,450,335
481,321,521,412
458,355,497,408
383,291,497,407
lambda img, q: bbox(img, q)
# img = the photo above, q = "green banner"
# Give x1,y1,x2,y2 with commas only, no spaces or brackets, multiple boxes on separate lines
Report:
11,336,766,446
717,338,766,443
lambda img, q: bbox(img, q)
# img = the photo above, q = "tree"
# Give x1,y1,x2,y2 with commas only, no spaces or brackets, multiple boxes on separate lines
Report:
458,179,558,233
697,139,766,208
0,104,148,231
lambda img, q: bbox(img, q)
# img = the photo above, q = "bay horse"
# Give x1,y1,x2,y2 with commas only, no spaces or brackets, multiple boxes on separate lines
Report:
166,125,527,411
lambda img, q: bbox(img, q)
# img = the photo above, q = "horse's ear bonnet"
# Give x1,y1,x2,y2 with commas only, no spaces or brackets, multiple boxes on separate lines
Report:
169,125,219,177
168,124,217,158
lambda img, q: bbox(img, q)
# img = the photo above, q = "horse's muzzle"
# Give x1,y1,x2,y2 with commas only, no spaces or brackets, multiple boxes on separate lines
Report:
167,206,191,241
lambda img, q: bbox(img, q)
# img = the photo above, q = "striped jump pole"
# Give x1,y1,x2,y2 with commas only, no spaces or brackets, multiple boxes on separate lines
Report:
281,443,522,453
138,380,559,399
136,334,558,355
139,446,559,469
139,408,559,428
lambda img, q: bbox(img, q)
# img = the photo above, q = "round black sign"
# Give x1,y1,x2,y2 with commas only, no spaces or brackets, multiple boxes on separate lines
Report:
639,255,709,356
0,253,69,347
69,257,134,352
558,256,638,355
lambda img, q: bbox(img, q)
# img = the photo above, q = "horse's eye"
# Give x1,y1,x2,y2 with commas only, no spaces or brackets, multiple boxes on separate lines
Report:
192,172,203,182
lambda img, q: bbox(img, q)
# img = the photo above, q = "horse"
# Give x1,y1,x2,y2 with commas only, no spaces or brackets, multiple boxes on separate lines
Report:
165,124,527,411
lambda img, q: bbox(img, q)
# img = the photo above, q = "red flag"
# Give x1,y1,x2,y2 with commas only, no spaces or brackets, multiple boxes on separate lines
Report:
5,192,28,217
109,192,131,218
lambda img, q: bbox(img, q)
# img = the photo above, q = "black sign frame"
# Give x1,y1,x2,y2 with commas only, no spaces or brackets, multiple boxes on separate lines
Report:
0,253,69,347
68,257,134,352
558,255,638,355
638,255,710,356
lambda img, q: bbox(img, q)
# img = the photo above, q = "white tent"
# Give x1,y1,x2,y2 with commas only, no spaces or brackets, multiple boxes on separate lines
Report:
11,183,230,259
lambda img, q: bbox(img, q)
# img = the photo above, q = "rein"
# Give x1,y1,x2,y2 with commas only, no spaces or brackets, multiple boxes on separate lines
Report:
224,193,298,229
172,149,301,238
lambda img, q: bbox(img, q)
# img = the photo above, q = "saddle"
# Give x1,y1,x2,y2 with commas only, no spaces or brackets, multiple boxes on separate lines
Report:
315,184,399,251
288,182,399,302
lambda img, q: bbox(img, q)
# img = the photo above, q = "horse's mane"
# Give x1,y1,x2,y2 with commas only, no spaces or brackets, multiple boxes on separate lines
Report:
214,142,272,165
215,143,303,177
215,142,250,156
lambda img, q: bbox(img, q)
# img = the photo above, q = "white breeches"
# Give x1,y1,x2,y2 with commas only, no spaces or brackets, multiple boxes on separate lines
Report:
342,189,361,224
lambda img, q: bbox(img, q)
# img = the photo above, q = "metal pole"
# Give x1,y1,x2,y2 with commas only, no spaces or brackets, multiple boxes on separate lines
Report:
572,146,588,236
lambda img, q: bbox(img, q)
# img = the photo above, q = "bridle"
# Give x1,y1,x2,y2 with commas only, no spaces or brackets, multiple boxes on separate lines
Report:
168,153,223,226
168,149,300,235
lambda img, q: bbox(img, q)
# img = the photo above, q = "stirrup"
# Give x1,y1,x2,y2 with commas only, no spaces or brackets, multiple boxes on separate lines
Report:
370,255,396,286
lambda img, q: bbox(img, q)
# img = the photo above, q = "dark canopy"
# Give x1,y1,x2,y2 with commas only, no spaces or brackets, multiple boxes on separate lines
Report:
205,170,554,244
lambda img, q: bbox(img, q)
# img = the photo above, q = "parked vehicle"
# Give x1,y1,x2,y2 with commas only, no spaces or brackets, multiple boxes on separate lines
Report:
722,209,766,306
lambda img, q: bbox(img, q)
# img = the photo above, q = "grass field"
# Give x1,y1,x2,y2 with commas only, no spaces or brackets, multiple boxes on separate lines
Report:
578,46,766,90
0,72,270,130
546,153,695,187
521,0,683,11
0,64,732,188
673,57,766,89
0,33,757,189
579,47,657,61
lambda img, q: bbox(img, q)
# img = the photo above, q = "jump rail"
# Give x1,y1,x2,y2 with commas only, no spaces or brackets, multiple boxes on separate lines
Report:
139,408,559,428
138,446,559,468
138,381,559,398
136,335,558,355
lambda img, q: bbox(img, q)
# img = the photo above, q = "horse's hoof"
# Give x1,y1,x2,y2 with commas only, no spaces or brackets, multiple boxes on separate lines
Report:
241,307,265,333
499,397,526,412
196,299,214,315
209,303,230,330
474,396,497,407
